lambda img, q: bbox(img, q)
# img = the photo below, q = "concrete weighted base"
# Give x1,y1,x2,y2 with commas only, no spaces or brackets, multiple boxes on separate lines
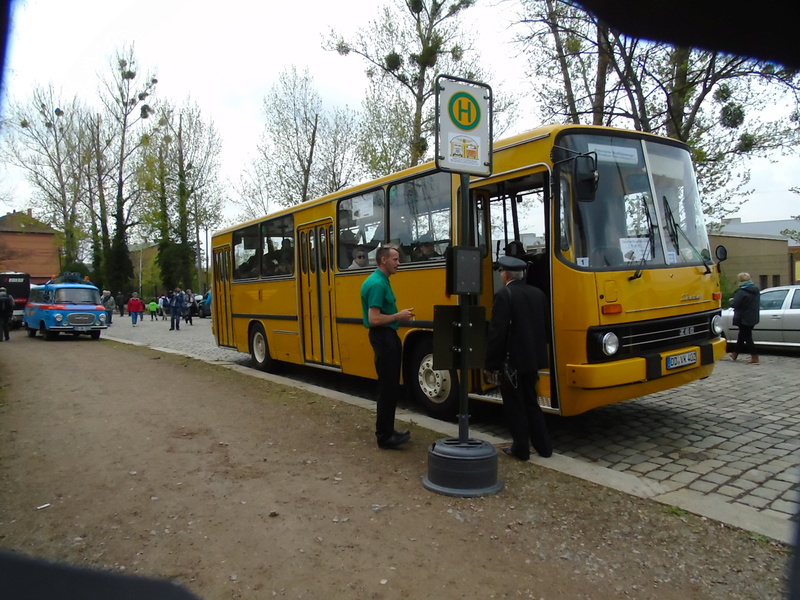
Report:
422,437,503,497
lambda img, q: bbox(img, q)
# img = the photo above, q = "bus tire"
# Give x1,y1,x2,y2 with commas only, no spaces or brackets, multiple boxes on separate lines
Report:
26,325,36,338
90,331,101,340
409,338,459,420
44,329,58,341
250,323,275,372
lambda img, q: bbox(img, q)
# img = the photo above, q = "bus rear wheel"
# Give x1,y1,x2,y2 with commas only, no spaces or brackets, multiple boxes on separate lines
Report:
250,323,276,372
409,338,459,419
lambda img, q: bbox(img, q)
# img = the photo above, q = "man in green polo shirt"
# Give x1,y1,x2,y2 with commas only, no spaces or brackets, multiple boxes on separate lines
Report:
361,246,415,449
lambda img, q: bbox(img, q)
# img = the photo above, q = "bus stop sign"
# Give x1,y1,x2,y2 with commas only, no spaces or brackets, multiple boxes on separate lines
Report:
435,75,492,177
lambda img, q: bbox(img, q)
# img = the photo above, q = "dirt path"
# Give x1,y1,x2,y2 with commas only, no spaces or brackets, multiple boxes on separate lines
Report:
0,338,790,599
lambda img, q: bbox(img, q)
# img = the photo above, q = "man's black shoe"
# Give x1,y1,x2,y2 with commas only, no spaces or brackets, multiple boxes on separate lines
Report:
502,447,530,461
378,431,410,449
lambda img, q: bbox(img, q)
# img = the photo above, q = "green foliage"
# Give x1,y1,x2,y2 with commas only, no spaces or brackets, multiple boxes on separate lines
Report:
385,52,403,71
664,506,688,517
106,237,135,294
720,103,745,128
156,241,195,290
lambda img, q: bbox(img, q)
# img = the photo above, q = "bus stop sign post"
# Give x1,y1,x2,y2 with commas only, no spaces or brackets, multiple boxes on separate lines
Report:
422,76,502,497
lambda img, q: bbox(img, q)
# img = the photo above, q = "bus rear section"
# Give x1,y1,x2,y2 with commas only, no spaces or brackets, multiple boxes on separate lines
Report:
0,271,31,328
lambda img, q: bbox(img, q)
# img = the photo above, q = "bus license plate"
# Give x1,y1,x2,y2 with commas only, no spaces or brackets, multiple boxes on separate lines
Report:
666,351,697,370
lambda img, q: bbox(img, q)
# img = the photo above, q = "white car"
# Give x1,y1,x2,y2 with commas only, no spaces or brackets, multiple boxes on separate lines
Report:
720,285,800,348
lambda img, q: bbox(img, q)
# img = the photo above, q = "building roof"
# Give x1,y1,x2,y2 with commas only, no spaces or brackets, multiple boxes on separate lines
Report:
719,219,800,247
0,210,59,234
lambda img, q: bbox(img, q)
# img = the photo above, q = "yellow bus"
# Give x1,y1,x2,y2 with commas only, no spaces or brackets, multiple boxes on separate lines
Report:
211,124,727,418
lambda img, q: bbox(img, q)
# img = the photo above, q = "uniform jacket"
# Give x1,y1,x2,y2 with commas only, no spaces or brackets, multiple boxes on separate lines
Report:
731,282,760,327
486,280,550,374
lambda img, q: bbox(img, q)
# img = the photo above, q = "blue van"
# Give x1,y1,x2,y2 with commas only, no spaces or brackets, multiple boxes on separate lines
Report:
23,273,108,340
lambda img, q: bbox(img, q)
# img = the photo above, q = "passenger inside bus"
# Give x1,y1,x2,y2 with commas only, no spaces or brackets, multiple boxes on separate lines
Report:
348,245,369,269
411,235,442,262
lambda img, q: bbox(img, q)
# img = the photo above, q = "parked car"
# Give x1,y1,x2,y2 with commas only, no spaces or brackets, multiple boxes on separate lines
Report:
199,291,212,318
720,285,800,348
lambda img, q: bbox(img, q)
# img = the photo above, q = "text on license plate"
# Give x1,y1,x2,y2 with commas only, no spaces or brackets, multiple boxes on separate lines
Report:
666,350,698,370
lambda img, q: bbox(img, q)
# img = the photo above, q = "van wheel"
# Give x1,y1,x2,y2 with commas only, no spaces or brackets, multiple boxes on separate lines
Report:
44,329,58,341
250,323,276,372
409,338,459,419
90,331,101,340
27,326,36,338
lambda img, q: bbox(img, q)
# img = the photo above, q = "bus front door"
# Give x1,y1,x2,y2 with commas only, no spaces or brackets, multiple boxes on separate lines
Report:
298,222,341,368
212,246,235,347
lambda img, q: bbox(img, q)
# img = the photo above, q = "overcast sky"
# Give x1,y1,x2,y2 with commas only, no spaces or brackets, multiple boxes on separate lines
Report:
1,0,798,225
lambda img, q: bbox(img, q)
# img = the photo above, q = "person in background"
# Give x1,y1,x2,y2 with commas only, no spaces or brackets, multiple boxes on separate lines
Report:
127,292,145,327
148,298,159,321
727,272,761,364
159,294,169,320
184,289,197,326
360,246,414,449
101,290,116,326
349,245,369,269
115,291,125,317
0,286,14,341
170,288,184,331
484,255,552,461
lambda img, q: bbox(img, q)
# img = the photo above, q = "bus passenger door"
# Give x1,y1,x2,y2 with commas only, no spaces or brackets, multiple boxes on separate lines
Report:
298,221,340,368
212,246,235,347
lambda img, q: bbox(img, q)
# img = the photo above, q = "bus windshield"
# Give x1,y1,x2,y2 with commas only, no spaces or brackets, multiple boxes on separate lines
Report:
55,287,101,305
556,133,711,270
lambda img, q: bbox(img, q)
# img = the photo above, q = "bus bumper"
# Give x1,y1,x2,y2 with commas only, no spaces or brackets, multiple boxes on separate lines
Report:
566,338,726,389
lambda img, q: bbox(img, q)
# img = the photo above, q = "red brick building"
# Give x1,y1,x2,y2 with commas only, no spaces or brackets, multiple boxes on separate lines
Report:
0,210,61,283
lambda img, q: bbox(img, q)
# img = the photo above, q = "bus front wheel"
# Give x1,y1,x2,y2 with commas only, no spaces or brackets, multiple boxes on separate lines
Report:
250,323,275,372
409,338,459,419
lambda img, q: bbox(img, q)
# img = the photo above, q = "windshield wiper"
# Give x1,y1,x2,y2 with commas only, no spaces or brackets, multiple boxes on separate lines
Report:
662,196,711,274
628,195,655,281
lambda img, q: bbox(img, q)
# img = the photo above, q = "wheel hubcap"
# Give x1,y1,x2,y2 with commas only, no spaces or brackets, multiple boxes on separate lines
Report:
417,353,451,404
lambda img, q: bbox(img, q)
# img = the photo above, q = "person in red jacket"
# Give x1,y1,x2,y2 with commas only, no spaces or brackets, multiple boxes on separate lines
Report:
127,293,145,327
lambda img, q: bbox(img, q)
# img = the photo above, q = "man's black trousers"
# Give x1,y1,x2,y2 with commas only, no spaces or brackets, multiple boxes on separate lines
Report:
368,326,402,443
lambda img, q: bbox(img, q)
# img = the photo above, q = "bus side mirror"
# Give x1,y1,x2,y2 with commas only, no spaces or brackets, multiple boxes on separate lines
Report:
715,245,727,262
573,154,598,202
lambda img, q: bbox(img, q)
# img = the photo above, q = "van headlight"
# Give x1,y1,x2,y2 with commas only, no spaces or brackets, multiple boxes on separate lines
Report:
99,313,107,323
602,332,620,356
54,313,63,323
711,314,723,335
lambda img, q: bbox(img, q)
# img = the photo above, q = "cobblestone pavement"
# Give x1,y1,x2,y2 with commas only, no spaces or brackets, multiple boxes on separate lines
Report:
100,316,799,544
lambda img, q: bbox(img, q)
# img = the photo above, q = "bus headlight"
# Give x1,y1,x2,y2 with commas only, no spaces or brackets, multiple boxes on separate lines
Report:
54,313,63,323
99,313,107,323
601,332,620,356
711,314,723,336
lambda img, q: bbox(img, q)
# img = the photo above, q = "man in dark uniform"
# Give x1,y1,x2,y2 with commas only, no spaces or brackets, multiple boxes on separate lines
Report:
484,256,552,460
360,246,415,449
0,286,14,341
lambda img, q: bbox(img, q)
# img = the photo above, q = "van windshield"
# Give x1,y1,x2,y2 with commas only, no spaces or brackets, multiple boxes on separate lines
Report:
55,288,101,304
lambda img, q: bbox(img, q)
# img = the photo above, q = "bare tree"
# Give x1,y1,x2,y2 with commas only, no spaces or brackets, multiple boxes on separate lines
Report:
1,85,89,265
514,0,800,218
253,67,362,209
327,0,483,168
97,45,157,293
